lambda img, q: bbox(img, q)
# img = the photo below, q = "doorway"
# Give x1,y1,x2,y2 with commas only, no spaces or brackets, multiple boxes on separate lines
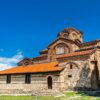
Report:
47,76,52,89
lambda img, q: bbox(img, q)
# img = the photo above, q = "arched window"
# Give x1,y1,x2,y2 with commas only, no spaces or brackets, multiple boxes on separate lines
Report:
63,34,68,38
66,62,79,69
47,76,52,89
73,33,77,37
56,46,65,55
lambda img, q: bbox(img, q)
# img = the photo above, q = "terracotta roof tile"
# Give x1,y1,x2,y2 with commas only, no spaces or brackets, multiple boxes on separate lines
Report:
33,54,47,61
0,62,63,75
81,40,100,46
57,49,94,59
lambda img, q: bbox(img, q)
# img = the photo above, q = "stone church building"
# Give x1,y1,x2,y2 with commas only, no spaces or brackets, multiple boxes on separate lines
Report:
0,27,100,94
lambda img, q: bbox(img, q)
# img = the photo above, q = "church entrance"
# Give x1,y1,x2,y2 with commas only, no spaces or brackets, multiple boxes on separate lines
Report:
47,76,52,89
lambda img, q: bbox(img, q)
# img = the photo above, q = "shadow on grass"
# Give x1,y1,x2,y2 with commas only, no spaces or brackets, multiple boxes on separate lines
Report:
72,87,100,97
74,89,100,97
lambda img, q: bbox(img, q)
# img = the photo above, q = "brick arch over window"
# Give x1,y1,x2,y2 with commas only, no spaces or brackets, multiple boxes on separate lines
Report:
54,43,70,55
66,62,79,69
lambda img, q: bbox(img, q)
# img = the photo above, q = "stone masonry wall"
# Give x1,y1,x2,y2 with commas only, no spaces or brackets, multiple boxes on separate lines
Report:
58,55,92,91
0,72,61,94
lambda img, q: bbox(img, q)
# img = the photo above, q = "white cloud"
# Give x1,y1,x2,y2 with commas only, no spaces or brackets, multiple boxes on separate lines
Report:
0,51,24,70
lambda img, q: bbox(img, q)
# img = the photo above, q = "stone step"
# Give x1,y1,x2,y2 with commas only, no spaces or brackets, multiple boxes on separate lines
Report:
32,90,62,96
0,89,62,96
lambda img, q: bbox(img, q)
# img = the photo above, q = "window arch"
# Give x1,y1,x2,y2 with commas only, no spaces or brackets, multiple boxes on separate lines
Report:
55,43,70,55
72,32,77,37
63,33,69,38
66,62,79,69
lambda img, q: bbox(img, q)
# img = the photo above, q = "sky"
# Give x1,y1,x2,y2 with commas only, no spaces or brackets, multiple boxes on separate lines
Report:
0,0,100,70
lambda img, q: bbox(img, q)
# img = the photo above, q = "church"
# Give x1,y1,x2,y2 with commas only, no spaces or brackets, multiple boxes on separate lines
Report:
0,27,100,94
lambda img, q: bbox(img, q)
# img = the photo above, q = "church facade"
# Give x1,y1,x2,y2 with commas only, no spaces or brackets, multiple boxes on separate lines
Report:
0,27,100,94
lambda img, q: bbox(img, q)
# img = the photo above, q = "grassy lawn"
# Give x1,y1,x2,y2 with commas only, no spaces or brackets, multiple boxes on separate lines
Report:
0,96,55,100
0,92,100,100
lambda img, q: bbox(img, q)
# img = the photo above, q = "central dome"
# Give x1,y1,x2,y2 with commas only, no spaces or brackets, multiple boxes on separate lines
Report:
61,27,83,34
57,27,83,43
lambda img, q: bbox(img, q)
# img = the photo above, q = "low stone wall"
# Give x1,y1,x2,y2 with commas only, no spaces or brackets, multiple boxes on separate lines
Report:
0,72,61,94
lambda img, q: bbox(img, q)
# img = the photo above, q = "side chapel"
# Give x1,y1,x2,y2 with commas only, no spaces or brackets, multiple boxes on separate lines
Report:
0,27,100,94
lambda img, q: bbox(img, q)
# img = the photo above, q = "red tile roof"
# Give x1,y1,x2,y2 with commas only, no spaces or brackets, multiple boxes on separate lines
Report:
81,40,100,46
33,54,47,60
0,62,63,75
57,49,94,59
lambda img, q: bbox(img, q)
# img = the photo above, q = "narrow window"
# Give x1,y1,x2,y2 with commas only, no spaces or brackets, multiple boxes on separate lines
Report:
68,75,72,78
25,74,31,84
70,64,73,69
7,75,11,84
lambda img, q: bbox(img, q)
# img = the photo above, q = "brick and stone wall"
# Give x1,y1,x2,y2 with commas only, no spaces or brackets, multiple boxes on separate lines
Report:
58,55,94,91
0,72,61,94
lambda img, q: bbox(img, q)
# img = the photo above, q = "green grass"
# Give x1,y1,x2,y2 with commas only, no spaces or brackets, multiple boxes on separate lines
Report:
0,96,56,100
0,92,100,100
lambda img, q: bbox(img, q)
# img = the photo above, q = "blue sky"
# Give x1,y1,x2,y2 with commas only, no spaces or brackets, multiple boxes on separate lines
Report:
0,0,100,70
